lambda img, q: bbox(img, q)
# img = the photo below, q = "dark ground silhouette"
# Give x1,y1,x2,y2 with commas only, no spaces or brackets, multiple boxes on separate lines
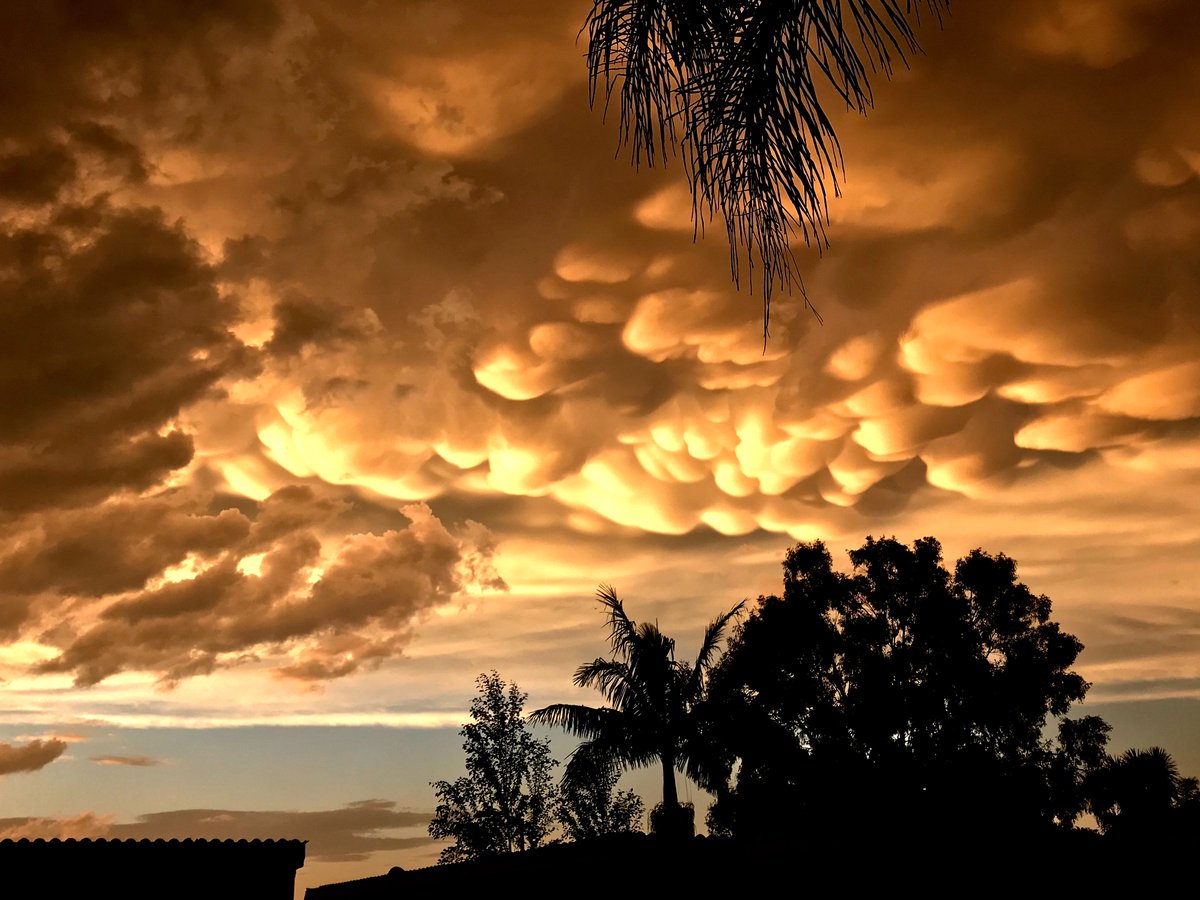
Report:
305,828,1194,898
0,837,304,900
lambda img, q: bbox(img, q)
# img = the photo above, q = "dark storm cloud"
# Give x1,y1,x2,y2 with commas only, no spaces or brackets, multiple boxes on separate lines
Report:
265,291,377,358
7,488,503,685
0,497,249,600
0,738,67,776
0,0,281,141
0,144,77,204
0,200,247,514
177,0,1200,540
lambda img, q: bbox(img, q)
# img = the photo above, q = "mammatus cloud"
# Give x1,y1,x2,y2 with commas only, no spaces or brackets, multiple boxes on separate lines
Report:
0,739,67,776
0,0,1197,704
90,0,1194,543
0,801,432,863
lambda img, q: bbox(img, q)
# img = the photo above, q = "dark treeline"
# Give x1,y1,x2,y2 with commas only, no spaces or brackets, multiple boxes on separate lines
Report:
429,536,1200,865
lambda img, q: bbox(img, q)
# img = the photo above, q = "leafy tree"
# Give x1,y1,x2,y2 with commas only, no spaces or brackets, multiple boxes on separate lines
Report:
1087,746,1200,837
1046,714,1112,828
554,749,645,841
428,672,558,863
705,536,1094,835
530,585,742,838
584,0,948,333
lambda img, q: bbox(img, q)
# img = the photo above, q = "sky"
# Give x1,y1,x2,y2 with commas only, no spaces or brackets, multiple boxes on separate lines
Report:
1,0,1200,893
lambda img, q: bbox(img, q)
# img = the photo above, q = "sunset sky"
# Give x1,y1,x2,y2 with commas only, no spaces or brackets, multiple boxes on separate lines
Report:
2,0,1200,893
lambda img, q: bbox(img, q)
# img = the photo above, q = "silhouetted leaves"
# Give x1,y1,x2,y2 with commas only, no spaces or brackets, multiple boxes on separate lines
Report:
530,585,741,837
1087,746,1200,838
429,672,557,863
706,536,1094,834
585,0,948,334
554,750,644,841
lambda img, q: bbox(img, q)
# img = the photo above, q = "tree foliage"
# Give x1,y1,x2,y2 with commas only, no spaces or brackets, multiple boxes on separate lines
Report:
428,672,557,863
554,751,645,842
1087,746,1200,837
706,536,1095,834
530,585,741,838
585,0,948,334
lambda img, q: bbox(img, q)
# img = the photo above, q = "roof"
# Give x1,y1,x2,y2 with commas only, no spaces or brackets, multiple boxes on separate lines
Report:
0,838,307,900
0,837,305,859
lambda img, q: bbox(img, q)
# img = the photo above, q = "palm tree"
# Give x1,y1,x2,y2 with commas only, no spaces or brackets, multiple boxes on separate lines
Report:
529,585,743,836
1088,746,1183,834
583,0,948,336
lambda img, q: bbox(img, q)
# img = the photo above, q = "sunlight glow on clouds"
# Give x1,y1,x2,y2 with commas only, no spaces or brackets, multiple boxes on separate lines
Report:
0,0,1198,714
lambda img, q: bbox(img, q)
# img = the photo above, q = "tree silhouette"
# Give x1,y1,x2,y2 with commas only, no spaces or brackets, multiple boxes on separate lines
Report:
428,672,558,862
1087,746,1200,838
1046,713,1112,828
584,0,948,335
554,750,645,841
529,585,742,838
705,537,1094,835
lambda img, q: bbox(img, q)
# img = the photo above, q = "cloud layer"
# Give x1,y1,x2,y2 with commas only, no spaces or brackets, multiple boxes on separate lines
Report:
0,0,1196,705
2,487,502,685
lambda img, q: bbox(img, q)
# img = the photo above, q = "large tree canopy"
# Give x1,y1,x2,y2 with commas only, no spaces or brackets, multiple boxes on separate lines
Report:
705,536,1097,835
585,0,948,334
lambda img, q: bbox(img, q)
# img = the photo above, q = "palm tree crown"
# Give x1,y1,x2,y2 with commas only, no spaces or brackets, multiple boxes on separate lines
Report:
1089,746,1186,833
529,585,742,827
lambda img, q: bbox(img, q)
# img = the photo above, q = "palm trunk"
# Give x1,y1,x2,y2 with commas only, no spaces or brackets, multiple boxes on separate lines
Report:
661,754,678,809
653,753,694,839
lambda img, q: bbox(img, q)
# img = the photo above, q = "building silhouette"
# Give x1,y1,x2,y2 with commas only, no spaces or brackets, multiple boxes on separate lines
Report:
0,837,305,900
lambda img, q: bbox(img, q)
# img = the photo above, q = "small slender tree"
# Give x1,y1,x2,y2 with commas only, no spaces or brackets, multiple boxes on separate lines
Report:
428,672,557,863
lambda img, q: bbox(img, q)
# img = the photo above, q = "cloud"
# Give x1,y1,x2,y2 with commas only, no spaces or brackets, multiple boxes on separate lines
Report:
11,489,504,685
0,199,249,516
0,0,1198,710
90,755,163,767
0,143,77,204
135,0,1200,552
0,738,67,776
0,813,114,840
0,802,433,863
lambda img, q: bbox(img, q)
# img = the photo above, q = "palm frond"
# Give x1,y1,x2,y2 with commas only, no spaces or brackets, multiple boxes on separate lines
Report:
541,581,743,810
574,657,653,716
692,600,746,683
586,0,949,337
527,702,622,739
566,734,660,781
583,0,727,170
595,584,641,659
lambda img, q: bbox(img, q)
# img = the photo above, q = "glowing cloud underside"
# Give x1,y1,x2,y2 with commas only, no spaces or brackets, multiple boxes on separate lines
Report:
0,0,1198,698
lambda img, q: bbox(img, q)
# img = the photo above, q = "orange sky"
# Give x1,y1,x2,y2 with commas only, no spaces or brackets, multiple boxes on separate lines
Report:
2,1,1200,893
